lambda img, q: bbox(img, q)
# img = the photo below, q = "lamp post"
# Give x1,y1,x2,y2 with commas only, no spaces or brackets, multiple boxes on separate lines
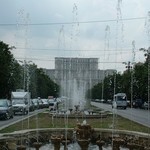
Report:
122,61,133,72
123,61,134,108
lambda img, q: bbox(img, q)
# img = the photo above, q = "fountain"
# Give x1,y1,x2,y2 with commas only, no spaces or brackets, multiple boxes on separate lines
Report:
51,134,63,150
75,121,94,150
32,142,42,150
1,1,150,150
0,124,150,149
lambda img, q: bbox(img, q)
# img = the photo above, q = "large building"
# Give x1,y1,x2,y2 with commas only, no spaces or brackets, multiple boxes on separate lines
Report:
44,57,115,86
43,57,115,103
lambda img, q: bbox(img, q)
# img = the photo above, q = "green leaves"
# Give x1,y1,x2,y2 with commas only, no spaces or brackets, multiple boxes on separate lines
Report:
0,41,59,99
90,59,148,101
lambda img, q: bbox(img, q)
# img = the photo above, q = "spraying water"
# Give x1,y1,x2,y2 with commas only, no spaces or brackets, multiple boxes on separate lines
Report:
145,11,150,146
112,0,124,146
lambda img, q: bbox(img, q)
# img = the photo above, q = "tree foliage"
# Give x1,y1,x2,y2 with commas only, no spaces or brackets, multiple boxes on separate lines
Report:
89,50,149,102
0,41,59,99
0,41,16,98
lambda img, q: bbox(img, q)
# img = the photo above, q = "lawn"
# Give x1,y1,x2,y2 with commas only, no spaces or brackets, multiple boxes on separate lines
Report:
0,112,149,134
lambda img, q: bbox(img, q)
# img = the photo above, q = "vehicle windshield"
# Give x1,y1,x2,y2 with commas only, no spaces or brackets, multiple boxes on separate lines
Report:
0,100,7,107
12,100,25,105
117,96,126,101
32,99,38,103
49,103,54,106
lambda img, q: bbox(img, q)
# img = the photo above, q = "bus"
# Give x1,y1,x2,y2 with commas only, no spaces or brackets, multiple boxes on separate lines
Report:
112,93,127,109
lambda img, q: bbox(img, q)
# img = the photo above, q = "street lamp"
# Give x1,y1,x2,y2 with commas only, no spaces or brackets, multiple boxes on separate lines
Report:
123,61,135,108
139,47,150,59
122,61,133,72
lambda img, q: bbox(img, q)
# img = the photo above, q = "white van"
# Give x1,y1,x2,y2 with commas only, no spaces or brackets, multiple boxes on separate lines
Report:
112,93,127,109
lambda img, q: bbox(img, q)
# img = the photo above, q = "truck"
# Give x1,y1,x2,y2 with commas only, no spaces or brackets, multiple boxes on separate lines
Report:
112,93,127,109
11,90,31,115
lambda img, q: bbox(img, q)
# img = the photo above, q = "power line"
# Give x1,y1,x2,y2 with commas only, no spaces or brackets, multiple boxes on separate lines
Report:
15,57,129,64
16,47,141,52
0,17,146,26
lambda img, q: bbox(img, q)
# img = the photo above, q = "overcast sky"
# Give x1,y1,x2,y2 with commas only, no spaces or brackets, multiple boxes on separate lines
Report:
0,0,150,72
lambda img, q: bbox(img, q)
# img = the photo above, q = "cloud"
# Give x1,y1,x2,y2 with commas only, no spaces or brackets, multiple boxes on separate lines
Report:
0,0,149,72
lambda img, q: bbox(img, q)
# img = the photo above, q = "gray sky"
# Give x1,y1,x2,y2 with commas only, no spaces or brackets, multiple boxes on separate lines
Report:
0,0,150,72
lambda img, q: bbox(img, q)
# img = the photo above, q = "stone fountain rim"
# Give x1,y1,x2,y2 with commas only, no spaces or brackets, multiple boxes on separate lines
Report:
0,128,149,139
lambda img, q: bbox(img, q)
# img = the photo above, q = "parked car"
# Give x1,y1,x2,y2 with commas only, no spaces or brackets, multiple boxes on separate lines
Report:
143,101,150,110
38,99,44,109
0,99,14,120
127,100,131,107
132,99,144,108
95,99,101,102
107,99,112,104
29,100,35,111
32,99,39,109
41,99,49,108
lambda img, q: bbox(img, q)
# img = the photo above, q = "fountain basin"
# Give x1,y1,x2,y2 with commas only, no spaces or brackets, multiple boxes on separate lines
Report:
0,128,149,149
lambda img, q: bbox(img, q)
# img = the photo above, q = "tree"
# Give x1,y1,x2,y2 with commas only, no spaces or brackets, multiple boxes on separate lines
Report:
31,67,59,98
134,62,148,100
0,41,16,99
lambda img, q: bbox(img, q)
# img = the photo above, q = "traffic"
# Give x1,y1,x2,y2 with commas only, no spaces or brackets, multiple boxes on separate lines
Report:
0,91,60,121
92,93,150,110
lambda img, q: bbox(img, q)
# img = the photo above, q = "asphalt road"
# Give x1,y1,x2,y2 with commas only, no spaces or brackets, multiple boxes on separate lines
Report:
91,102,150,128
0,108,47,130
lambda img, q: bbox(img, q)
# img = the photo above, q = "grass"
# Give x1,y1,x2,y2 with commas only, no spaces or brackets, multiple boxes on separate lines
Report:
0,112,149,134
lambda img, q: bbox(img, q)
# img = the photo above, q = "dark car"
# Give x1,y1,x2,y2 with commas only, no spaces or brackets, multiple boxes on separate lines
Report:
29,100,35,112
32,99,39,109
38,99,44,109
0,99,14,120
132,99,144,108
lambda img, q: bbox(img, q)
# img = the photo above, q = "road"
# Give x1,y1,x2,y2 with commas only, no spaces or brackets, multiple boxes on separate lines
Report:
0,109,47,130
91,102,150,128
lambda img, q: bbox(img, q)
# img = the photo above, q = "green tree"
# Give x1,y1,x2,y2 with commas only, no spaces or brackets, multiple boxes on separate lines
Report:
33,68,59,99
0,41,16,99
134,62,148,100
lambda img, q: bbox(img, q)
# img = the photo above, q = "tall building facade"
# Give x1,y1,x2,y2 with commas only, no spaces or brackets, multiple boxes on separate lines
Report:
43,57,115,105
44,57,115,87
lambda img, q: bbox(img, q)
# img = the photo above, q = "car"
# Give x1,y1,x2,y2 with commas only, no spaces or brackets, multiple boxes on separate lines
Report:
38,99,44,109
29,100,35,111
32,99,39,109
132,99,144,108
95,99,101,102
41,99,49,108
0,99,14,120
107,99,112,104
143,101,150,110
127,100,131,107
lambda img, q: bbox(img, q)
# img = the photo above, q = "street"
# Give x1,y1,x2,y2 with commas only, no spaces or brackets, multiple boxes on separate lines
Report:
0,108,47,130
91,102,150,128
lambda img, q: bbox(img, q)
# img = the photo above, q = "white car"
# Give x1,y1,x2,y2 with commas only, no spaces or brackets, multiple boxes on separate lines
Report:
49,101,58,111
143,101,150,110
